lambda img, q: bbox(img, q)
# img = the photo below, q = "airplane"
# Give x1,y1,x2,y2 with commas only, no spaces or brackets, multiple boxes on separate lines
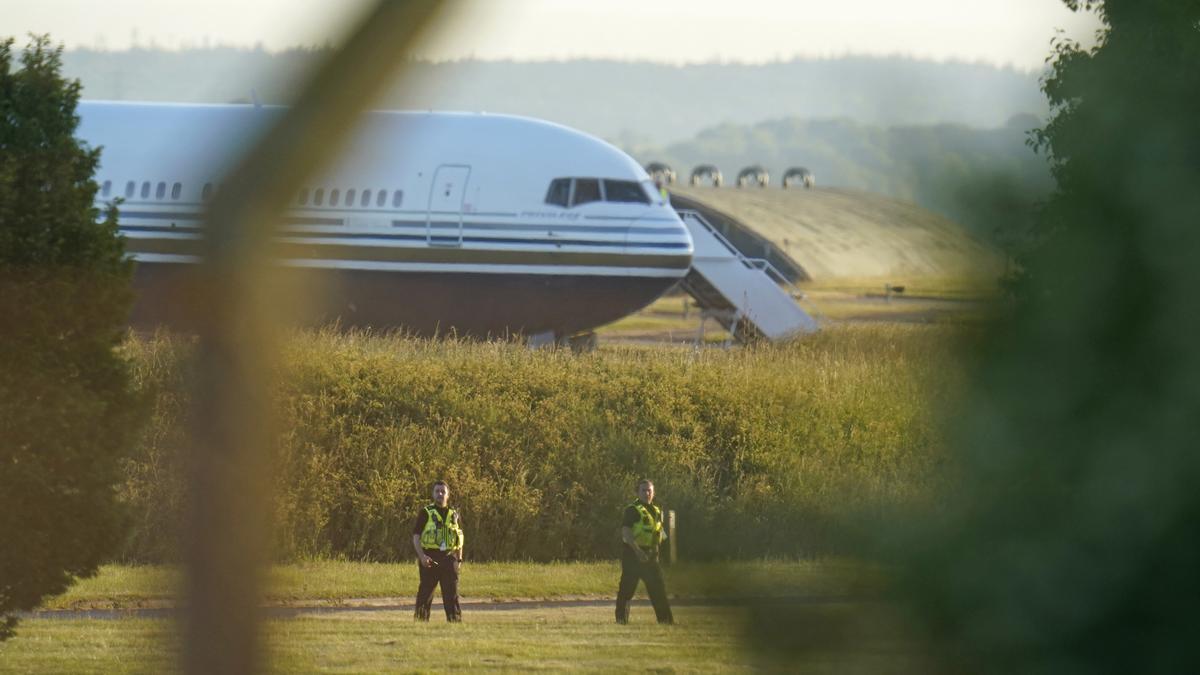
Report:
77,101,694,340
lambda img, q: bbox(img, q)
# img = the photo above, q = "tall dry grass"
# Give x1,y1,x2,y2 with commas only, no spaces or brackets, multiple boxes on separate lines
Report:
116,324,968,563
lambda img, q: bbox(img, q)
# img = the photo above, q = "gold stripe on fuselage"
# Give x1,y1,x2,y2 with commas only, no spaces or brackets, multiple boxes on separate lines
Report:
123,237,692,270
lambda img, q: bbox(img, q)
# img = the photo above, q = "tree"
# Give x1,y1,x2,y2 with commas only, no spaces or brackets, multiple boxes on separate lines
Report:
0,35,142,640
887,2,1200,671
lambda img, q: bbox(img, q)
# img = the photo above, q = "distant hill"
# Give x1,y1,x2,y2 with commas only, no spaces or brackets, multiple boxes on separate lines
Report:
672,185,1004,287
63,48,1045,143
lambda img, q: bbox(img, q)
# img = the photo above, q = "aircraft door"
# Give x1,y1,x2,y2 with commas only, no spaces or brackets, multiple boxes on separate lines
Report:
426,164,471,247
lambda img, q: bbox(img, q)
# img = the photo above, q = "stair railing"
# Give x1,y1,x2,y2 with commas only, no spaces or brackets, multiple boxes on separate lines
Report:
677,209,803,298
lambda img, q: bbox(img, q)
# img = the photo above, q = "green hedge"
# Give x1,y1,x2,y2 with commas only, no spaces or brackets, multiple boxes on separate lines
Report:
117,325,962,563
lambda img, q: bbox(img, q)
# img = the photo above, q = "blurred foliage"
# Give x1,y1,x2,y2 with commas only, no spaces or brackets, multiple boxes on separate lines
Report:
0,35,142,640
874,1,1200,672
116,325,963,564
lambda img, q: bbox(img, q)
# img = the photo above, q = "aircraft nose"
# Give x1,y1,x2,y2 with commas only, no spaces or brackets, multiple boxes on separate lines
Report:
673,213,695,257
626,212,693,272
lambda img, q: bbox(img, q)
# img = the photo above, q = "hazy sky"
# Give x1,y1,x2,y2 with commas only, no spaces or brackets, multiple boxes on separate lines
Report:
7,0,1101,70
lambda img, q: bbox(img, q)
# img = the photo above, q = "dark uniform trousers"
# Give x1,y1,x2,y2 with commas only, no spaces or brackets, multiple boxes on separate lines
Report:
616,546,674,624
415,549,461,622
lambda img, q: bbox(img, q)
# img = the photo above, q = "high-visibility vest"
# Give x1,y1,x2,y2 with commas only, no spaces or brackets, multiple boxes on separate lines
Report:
419,504,464,551
629,501,665,549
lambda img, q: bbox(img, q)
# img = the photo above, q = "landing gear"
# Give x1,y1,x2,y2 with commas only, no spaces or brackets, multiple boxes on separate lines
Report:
525,330,598,352
564,331,598,353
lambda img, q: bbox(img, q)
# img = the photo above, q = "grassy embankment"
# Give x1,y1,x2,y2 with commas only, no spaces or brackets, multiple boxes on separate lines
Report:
669,185,1005,288
598,291,1000,340
115,323,968,565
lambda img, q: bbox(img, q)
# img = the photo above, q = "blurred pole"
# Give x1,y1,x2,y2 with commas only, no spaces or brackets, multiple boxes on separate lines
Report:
668,510,677,565
182,2,447,673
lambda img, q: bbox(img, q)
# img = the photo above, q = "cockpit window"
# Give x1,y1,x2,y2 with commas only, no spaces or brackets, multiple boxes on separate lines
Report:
545,178,570,207
603,179,650,204
572,178,601,207
548,177,657,208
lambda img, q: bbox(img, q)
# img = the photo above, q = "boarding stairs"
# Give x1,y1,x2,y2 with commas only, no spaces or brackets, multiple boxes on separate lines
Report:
677,209,818,343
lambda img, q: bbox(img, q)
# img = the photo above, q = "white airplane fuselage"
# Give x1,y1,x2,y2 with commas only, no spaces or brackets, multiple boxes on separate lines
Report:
78,101,693,337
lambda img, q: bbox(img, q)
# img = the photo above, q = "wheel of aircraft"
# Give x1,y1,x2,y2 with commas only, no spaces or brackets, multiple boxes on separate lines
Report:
565,331,598,353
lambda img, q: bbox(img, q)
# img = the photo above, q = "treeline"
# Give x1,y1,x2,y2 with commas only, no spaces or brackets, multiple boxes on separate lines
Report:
117,326,961,564
62,47,1044,143
638,114,1054,241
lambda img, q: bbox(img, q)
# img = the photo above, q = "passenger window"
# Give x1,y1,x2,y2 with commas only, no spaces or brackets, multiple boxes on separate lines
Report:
392,190,403,208
571,178,601,207
141,182,151,199
331,189,341,206
125,181,135,198
376,189,386,207
101,180,112,197
298,188,308,205
361,189,371,207
171,182,182,200
345,189,356,206
603,179,649,204
545,178,570,207
314,188,324,206
156,182,166,199
202,183,213,201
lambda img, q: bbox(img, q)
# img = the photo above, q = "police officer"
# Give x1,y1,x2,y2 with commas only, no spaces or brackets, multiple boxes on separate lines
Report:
411,480,465,622
616,478,674,624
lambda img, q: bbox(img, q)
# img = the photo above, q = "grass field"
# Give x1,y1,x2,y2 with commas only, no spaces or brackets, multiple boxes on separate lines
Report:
44,559,881,610
799,289,1000,323
596,295,731,341
597,289,995,343
798,275,1002,299
4,560,931,673
1,603,934,674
